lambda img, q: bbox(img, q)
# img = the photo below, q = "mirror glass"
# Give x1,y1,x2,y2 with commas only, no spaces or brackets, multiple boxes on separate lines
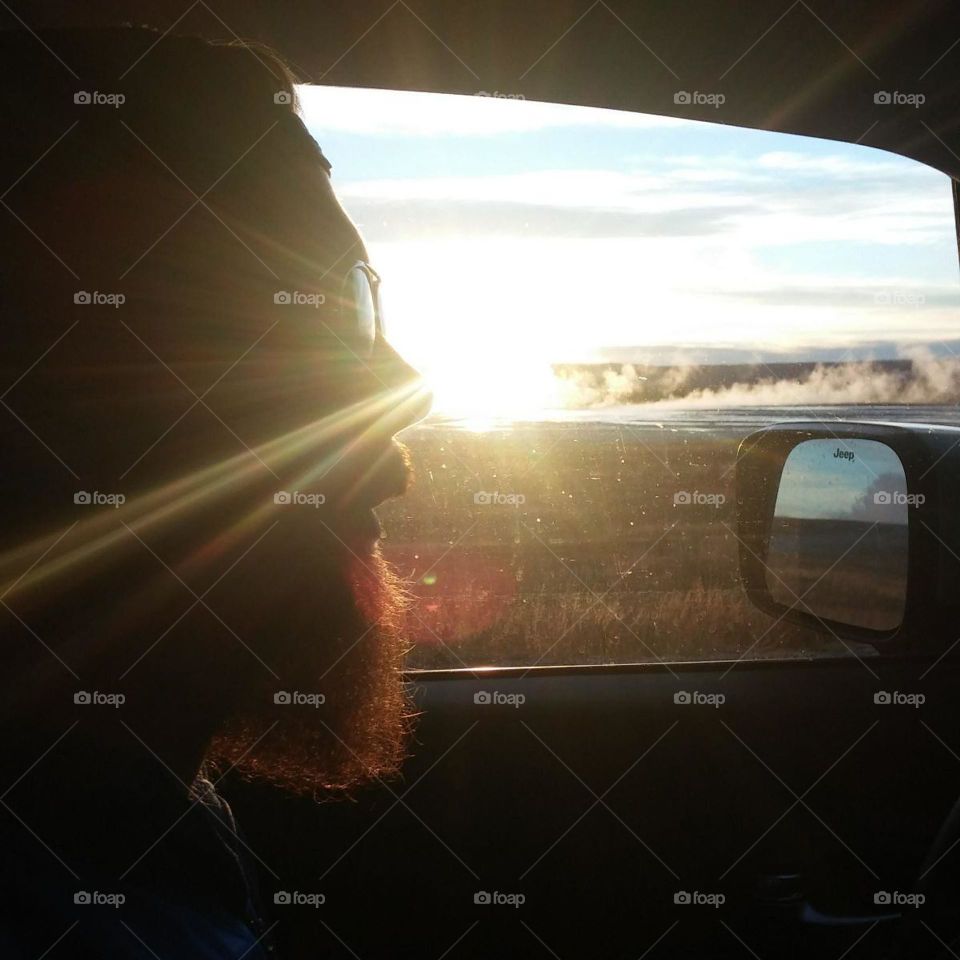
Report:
766,439,909,631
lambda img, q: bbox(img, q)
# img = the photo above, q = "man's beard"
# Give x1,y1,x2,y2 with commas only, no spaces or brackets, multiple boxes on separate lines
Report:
206,540,412,796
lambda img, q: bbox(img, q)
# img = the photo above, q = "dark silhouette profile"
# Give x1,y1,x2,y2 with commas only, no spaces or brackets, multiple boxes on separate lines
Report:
0,26,430,958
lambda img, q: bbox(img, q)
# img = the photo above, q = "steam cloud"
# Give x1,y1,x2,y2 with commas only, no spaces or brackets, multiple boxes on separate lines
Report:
556,349,960,408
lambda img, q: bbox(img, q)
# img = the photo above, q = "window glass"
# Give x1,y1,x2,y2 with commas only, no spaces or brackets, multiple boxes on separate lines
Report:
301,86,960,669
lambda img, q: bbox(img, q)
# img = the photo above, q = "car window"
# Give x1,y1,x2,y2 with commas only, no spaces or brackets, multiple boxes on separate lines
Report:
300,85,960,669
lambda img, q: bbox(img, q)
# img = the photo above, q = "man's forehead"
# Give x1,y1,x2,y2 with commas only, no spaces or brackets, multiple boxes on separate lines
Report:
313,168,368,267
296,162,366,269
280,114,370,263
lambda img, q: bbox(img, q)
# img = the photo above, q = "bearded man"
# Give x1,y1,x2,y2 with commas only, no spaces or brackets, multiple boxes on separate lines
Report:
0,26,430,959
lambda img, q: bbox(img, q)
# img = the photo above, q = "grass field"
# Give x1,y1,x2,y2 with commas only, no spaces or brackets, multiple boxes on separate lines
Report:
378,420,859,670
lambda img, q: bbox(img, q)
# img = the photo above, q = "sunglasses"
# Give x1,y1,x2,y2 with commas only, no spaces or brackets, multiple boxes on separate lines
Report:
326,261,385,358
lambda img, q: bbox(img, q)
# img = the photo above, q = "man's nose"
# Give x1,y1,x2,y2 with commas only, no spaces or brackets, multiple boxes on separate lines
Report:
360,338,433,432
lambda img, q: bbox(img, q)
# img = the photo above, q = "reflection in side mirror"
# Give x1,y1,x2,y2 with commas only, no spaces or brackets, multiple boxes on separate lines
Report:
766,439,908,632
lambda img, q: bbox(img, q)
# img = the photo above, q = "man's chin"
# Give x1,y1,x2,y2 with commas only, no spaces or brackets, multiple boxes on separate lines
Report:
207,547,412,796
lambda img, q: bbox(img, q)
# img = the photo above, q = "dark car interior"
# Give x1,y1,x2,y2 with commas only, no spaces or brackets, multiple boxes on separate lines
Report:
5,2,960,958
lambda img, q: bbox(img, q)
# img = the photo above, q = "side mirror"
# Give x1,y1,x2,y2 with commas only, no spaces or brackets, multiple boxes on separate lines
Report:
736,422,960,648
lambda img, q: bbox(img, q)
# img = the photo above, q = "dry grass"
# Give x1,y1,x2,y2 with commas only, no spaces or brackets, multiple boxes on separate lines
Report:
402,582,837,670
380,422,868,670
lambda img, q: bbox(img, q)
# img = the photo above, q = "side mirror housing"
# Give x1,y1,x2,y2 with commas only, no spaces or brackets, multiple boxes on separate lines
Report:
735,422,960,650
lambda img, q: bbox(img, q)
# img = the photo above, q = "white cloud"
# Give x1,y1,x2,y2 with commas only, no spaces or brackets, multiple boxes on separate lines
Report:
755,150,914,177
337,164,951,247
297,84,690,137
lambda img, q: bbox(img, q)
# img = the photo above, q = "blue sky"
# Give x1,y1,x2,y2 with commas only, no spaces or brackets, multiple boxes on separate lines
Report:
773,439,908,522
298,87,959,411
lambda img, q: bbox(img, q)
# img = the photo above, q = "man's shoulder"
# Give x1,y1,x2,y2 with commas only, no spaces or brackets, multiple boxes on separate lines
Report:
0,777,274,959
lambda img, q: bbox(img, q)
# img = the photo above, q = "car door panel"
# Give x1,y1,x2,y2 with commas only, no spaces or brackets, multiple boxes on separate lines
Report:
230,656,960,959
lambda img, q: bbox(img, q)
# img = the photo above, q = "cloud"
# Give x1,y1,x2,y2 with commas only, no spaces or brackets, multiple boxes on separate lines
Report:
347,196,748,240
711,285,960,309
552,352,960,409
755,151,916,177
650,354,960,408
336,163,950,247
298,85,688,137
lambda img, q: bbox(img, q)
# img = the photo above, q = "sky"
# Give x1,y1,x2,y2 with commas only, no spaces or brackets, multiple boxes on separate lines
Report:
772,438,908,523
298,86,959,413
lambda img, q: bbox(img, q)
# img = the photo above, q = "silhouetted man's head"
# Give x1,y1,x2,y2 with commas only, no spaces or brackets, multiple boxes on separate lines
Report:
0,27,430,795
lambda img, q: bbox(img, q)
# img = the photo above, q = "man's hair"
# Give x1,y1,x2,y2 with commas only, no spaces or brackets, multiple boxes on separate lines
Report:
0,27,304,187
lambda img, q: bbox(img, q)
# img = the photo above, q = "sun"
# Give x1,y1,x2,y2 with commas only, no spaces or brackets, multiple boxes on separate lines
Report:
372,240,578,419
418,355,567,419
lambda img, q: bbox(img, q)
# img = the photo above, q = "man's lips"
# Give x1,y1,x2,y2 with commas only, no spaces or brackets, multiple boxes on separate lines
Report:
279,440,411,548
